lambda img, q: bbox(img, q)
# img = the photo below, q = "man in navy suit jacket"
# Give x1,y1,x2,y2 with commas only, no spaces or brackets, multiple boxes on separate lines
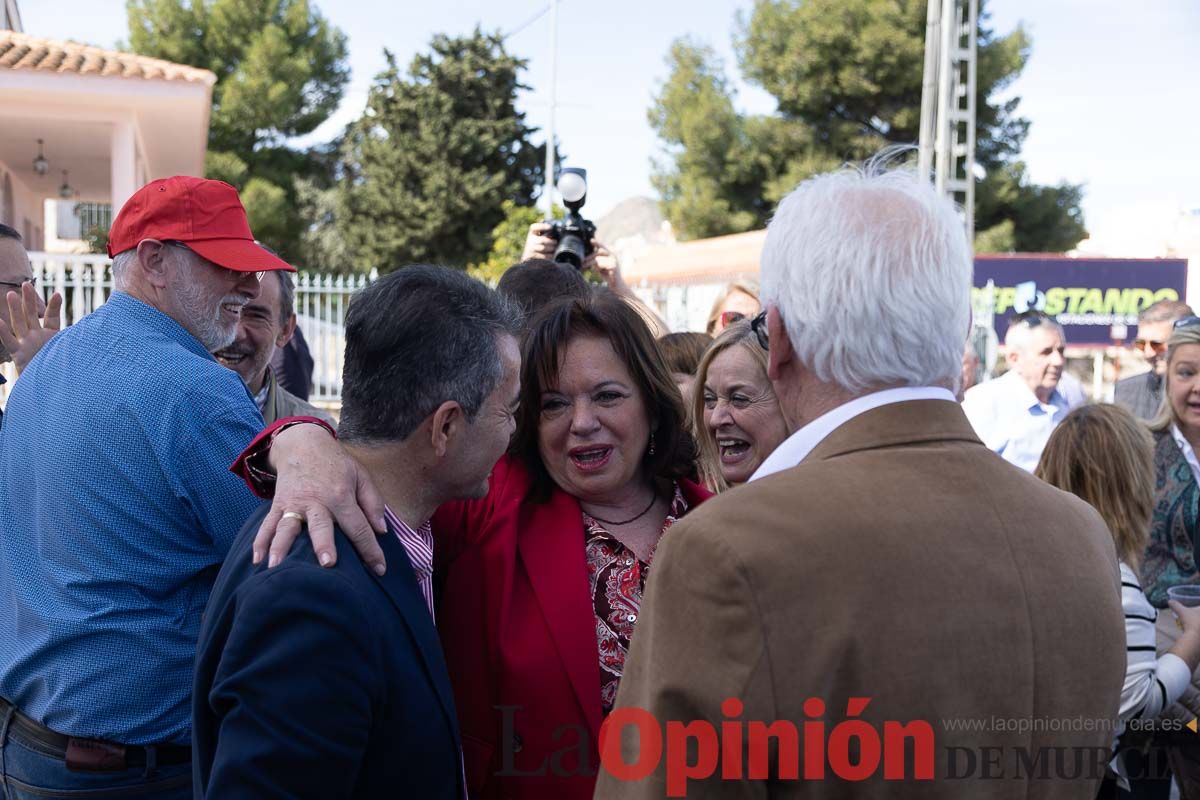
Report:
193,265,522,799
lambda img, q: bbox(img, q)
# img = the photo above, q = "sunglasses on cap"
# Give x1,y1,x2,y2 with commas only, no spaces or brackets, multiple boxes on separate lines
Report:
1009,309,1054,327
166,241,266,282
1174,316,1200,330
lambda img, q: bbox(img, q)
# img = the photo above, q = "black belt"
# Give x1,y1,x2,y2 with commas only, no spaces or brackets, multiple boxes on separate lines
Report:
0,696,191,772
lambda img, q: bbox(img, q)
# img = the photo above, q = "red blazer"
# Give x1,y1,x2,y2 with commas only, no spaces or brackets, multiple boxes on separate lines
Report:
432,455,711,800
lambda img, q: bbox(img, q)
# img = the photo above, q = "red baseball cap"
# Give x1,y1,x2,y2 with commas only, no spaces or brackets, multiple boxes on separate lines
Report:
107,176,295,273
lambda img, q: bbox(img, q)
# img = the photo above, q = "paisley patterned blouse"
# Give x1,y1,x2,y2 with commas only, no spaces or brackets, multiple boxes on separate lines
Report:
1142,428,1200,608
582,484,688,714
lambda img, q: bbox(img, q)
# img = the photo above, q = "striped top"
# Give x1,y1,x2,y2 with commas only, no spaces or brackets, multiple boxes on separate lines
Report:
1118,561,1191,724
384,506,436,622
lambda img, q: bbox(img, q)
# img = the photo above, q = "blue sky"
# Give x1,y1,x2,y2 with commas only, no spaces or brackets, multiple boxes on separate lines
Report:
21,0,1200,254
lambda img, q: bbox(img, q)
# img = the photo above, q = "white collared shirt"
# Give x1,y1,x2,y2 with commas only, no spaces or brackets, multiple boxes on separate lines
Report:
960,370,1081,473
252,382,269,414
750,387,958,482
1171,423,1200,487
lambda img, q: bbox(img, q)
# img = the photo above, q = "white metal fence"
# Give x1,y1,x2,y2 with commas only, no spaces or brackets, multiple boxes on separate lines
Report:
4,255,710,411
19,253,370,406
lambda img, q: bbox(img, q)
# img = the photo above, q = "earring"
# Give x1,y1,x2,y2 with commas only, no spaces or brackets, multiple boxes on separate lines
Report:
648,432,656,456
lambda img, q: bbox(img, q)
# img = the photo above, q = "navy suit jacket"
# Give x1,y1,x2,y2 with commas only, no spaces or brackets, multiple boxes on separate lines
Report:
193,504,464,799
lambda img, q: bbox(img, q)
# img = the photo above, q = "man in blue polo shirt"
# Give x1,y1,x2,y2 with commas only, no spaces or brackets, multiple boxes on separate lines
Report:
0,176,294,797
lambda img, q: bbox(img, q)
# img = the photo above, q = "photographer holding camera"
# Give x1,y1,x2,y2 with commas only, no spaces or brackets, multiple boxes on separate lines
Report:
520,167,668,337
521,223,667,337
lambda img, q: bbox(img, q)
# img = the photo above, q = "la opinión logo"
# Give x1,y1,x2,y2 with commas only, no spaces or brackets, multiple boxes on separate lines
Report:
598,697,934,797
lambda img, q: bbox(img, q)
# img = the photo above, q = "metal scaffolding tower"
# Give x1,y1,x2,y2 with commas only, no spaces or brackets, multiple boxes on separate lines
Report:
918,0,978,242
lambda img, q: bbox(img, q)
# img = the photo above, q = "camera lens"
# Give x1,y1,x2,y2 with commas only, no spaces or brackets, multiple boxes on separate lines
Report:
554,233,587,269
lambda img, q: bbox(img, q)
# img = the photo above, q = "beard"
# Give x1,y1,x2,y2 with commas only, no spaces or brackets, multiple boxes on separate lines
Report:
174,280,245,352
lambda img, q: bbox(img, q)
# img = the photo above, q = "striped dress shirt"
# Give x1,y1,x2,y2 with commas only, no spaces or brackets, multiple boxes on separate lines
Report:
383,505,468,799
384,506,436,622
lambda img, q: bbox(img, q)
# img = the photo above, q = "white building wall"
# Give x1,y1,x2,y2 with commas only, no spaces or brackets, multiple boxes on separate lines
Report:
0,158,44,249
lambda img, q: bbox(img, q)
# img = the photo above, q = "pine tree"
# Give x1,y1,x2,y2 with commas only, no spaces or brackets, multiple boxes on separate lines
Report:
329,30,547,272
650,0,1087,251
126,0,349,266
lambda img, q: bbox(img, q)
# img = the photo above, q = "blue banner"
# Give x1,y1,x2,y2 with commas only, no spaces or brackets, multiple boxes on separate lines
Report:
973,256,1189,346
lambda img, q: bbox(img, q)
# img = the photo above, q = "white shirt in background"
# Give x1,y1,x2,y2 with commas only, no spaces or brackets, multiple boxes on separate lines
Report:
960,370,1083,472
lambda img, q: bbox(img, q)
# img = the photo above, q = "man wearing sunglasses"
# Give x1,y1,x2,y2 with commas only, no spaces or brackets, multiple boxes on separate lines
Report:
1115,299,1193,420
0,176,295,798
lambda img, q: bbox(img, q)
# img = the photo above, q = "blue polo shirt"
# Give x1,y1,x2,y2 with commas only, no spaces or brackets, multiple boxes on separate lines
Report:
0,292,265,744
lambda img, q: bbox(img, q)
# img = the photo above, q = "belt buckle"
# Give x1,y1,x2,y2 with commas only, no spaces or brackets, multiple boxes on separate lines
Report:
65,737,127,772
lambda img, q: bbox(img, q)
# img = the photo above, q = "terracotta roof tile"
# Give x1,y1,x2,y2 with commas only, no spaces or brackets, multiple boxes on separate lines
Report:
0,30,215,86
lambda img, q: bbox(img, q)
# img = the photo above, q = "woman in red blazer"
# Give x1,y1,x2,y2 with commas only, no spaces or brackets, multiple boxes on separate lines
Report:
433,294,710,799
235,293,710,799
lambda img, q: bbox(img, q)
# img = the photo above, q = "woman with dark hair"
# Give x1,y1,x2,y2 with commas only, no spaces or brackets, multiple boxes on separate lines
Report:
233,291,711,800
657,331,712,401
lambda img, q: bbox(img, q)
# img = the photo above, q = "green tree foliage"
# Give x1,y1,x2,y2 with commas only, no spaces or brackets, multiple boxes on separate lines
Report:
326,30,547,273
648,40,759,239
467,201,544,284
650,0,1086,252
976,161,1087,252
125,0,349,265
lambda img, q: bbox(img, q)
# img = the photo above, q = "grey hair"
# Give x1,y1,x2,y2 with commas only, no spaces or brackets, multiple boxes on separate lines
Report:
273,271,296,326
110,250,138,291
759,156,973,393
1004,312,1065,353
1139,299,1193,325
337,265,522,444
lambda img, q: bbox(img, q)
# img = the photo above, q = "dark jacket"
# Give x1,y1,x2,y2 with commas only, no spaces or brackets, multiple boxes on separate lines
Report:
270,327,314,401
193,504,465,800
1114,370,1164,421
261,368,336,428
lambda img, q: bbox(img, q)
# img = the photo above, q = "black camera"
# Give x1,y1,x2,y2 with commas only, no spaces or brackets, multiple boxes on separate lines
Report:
545,167,596,270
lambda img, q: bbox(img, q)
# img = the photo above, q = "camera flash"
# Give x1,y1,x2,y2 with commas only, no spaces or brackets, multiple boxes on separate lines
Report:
557,171,587,204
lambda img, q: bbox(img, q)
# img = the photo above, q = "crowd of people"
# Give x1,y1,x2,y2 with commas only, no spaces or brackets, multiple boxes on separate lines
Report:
0,161,1197,800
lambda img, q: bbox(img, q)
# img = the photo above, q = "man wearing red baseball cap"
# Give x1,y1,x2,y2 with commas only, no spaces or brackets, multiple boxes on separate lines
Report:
0,176,295,798
106,175,295,351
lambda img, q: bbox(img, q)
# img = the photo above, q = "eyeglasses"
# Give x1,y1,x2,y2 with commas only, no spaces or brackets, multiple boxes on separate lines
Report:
750,310,768,350
0,276,35,291
166,241,265,282
1133,338,1167,354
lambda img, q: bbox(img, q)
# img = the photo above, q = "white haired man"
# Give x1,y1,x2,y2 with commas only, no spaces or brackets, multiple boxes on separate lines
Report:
0,176,293,797
961,310,1083,471
593,164,1124,797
